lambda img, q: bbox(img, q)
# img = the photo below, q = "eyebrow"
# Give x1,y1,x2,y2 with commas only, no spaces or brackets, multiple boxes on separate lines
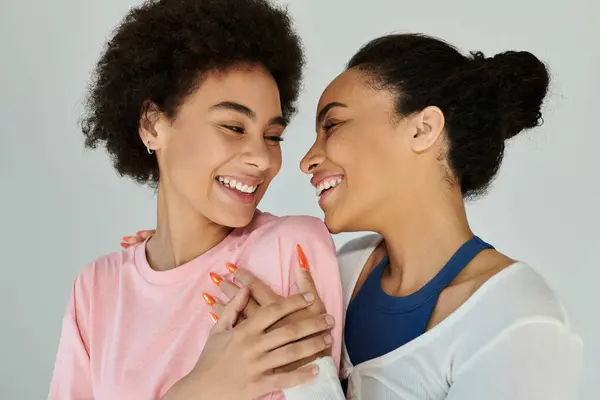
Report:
316,102,348,126
209,101,287,127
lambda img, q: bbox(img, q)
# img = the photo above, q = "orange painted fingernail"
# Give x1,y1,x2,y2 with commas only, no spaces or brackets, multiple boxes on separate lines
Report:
120,242,129,249
296,244,309,271
202,292,217,307
209,312,219,323
226,263,238,274
210,272,223,286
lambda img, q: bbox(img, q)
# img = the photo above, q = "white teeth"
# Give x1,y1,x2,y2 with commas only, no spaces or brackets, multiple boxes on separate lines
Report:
316,178,343,197
217,176,258,194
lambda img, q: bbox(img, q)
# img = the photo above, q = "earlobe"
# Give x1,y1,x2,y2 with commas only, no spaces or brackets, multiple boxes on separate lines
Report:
138,100,162,152
410,106,445,153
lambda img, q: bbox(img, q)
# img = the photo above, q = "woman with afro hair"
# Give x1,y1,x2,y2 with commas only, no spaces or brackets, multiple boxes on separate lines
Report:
48,0,345,399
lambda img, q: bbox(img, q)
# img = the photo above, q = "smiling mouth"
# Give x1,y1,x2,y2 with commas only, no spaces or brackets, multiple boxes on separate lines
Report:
316,177,343,197
216,176,259,195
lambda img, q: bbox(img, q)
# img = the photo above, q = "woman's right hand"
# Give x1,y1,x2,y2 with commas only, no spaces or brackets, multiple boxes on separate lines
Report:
163,286,334,400
120,230,155,248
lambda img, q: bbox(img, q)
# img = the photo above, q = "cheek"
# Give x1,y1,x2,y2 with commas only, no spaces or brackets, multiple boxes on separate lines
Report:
327,127,380,173
330,128,395,193
269,146,282,175
164,129,230,189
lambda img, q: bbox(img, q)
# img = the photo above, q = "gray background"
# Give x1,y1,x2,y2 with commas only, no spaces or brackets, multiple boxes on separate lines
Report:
1,0,598,398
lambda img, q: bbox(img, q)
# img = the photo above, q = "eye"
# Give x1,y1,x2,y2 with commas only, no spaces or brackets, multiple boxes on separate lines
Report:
322,120,340,134
264,135,284,144
222,125,245,134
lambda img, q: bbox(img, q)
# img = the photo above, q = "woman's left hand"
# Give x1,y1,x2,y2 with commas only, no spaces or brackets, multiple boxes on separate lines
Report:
209,245,334,373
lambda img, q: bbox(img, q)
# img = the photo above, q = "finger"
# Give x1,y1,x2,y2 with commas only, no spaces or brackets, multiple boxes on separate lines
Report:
245,293,314,333
202,292,225,313
259,364,319,392
229,265,281,306
121,236,143,245
213,302,247,325
212,286,250,333
136,229,155,240
219,278,261,317
209,292,245,324
120,242,130,249
258,313,335,353
295,244,324,311
259,333,333,372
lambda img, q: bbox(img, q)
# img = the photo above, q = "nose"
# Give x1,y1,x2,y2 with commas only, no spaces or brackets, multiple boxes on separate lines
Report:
241,136,273,171
300,140,325,174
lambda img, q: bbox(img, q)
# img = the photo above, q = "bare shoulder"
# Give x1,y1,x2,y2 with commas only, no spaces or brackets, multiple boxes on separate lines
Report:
431,252,572,331
451,249,515,292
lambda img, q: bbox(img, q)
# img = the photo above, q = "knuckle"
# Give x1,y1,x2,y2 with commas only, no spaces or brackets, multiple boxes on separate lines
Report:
306,337,326,353
270,301,287,317
262,374,280,390
288,343,303,358
280,322,296,335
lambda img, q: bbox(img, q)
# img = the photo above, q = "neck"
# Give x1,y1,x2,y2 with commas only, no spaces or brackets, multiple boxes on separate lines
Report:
376,187,472,295
146,184,233,271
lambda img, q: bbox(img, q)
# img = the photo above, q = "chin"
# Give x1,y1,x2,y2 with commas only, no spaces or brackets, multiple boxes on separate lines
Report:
324,205,368,234
213,208,256,228
323,212,346,234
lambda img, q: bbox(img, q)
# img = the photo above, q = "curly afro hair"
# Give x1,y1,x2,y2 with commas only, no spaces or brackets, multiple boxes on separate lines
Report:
81,0,305,186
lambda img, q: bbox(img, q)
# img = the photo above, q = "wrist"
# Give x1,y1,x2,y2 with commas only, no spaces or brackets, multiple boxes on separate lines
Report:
162,374,204,400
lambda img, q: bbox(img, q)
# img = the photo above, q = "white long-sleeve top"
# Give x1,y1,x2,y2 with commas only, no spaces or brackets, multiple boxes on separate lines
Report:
284,234,584,400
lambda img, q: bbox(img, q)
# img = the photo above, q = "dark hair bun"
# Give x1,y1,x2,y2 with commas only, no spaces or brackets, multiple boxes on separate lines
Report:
348,33,551,198
473,51,549,140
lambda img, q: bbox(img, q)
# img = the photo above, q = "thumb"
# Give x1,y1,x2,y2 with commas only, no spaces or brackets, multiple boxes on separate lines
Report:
212,286,250,333
294,244,321,308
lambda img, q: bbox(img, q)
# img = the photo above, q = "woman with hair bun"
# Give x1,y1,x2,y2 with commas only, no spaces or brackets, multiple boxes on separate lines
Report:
199,33,584,400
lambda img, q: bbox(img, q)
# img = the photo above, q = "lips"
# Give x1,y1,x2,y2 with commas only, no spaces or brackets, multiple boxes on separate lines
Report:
216,176,258,194
315,176,343,197
311,173,345,197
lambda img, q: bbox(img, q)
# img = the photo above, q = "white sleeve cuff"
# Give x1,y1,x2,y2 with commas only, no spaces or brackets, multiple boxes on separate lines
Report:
282,356,346,400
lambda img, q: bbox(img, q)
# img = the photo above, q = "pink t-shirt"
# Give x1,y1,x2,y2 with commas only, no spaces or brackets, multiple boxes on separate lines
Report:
48,212,344,400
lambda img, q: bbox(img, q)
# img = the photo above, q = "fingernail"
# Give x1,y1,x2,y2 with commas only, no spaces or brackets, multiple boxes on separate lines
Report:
324,334,333,345
325,315,335,326
303,292,314,302
226,263,238,274
310,365,319,375
202,292,217,307
296,244,309,271
209,272,223,286
122,236,133,243
209,312,219,323
136,230,148,236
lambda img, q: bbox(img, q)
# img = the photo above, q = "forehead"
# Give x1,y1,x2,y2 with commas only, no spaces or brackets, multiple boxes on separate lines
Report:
187,65,282,111
317,68,393,114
